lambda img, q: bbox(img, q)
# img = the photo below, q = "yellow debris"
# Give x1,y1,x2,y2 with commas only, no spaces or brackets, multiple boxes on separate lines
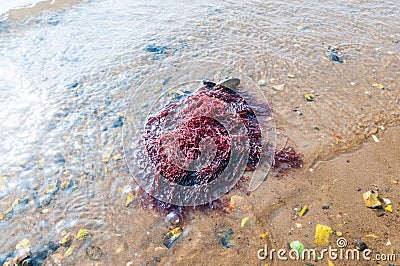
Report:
112,153,123,161
363,190,381,208
365,233,378,238
125,193,135,207
287,73,296,78
241,217,249,227
60,232,73,246
260,232,269,239
304,93,315,101
372,83,384,90
385,205,393,213
314,224,333,246
299,206,308,217
76,229,91,241
328,259,335,266
65,246,74,257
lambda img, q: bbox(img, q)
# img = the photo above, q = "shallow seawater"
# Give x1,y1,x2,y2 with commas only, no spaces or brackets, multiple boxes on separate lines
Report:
0,0,399,265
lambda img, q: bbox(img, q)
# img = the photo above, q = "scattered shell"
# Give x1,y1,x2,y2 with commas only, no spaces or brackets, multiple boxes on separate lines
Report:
382,198,391,205
257,80,266,86
76,229,91,241
86,246,103,261
165,212,181,225
363,190,381,208
163,227,183,249
371,134,379,143
272,84,285,91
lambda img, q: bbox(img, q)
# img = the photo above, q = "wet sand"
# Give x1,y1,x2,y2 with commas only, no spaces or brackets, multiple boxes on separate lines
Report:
130,126,399,266
69,127,399,266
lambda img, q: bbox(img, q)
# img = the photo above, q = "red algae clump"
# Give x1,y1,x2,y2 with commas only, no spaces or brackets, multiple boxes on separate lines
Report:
137,80,302,216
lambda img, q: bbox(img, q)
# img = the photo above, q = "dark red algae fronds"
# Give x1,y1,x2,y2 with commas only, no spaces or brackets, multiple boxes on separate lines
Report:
137,81,302,217
272,143,303,175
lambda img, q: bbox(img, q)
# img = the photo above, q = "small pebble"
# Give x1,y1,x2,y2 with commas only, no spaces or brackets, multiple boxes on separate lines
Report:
355,240,368,251
54,153,65,165
257,80,266,86
165,212,181,225
86,246,103,261
322,205,330,210
113,116,125,128
69,80,79,89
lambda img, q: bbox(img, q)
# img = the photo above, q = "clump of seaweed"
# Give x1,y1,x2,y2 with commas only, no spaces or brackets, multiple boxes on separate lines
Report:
136,81,302,217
